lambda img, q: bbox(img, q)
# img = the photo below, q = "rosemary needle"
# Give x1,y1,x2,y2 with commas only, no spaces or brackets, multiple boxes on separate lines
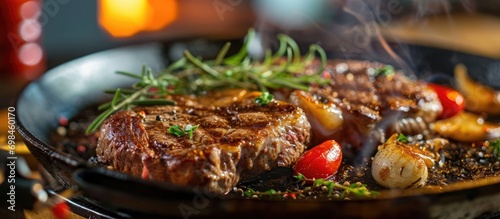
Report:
85,29,329,135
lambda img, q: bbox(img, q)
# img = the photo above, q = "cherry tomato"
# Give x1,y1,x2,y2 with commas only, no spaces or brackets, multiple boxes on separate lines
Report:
428,83,465,120
294,140,342,179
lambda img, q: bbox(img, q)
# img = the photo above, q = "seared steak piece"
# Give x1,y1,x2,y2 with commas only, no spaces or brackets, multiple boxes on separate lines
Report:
96,90,310,194
291,60,442,150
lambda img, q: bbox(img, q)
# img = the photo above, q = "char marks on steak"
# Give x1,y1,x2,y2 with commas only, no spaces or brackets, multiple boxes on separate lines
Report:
96,90,310,194
293,60,442,150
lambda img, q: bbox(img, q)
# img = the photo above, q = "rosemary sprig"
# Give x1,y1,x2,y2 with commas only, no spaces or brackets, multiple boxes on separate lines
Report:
86,29,329,135
85,67,177,134
489,139,500,160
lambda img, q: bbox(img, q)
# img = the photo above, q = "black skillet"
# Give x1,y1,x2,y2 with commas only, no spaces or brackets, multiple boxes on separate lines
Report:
16,38,500,219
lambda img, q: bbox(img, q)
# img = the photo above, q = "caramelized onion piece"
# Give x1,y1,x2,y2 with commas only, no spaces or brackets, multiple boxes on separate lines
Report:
371,134,428,189
455,64,500,116
290,90,343,139
431,111,500,142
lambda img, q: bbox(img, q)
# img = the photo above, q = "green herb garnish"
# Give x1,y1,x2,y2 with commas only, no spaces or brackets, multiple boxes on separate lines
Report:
168,124,199,139
86,82,176,135
374,65,395,77
489,139,500,159
168,125,184,137
242,188,291,200
240,174,378,200
85,29,329,135
396,133,409,143
185,124,198,139
294,173,379,198
255,92,274,106
294,172,305,182
243,188,257,198
242,173,380,199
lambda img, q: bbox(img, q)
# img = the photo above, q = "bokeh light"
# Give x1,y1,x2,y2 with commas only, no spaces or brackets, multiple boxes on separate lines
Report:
99,0,178,37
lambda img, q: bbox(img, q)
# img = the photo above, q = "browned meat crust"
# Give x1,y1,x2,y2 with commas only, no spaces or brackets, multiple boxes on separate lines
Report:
96,90,310,194
304,60,441,148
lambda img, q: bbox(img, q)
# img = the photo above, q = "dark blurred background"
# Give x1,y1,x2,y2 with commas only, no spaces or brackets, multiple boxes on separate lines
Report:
41,0,500,66
1,1,500,217
2,0,500,106
40,0,500,68
41,0,254,68
43,1,123,67
1,0,256,106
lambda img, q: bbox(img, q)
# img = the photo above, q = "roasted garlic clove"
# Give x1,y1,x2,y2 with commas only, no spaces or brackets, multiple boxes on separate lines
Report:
371,134,428,189
431,111,500,142
455,64,500,116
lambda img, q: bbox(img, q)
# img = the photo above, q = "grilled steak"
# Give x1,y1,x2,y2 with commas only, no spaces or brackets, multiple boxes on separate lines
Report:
96,59,439,192
96,90,310,194
291,60,442,151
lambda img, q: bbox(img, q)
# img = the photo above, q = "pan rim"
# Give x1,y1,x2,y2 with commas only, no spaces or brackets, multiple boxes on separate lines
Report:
14,40,500,218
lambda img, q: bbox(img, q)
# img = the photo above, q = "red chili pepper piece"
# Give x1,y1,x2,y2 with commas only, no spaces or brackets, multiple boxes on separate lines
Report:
427,83,465,120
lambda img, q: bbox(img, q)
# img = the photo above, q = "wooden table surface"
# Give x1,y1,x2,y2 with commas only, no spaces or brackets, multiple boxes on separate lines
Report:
2,11,500,219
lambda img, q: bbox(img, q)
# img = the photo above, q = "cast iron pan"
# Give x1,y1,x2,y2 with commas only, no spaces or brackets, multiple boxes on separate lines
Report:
15,38,500,219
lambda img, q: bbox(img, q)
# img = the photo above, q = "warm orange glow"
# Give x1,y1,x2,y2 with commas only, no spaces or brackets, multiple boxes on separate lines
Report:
98,0,177,38
99,0,149,37
143,0,177,31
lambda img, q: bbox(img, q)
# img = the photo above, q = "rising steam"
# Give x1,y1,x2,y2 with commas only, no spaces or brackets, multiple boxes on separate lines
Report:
251,0,476,166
